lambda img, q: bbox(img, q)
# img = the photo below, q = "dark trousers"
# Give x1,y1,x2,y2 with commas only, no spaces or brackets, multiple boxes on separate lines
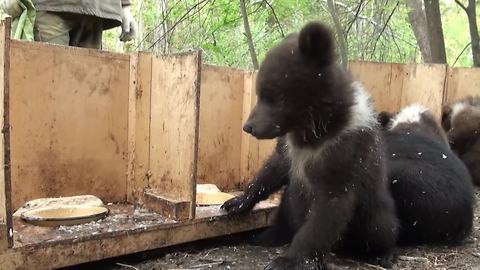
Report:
34,11,104,49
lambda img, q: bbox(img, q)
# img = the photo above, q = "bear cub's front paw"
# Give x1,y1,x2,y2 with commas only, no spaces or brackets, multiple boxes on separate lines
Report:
221,194,255,215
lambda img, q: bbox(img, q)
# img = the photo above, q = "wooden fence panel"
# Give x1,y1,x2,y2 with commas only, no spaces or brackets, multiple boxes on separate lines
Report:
9,41,130,210
148,52,201,219
197,65,244,190
445,67,480,104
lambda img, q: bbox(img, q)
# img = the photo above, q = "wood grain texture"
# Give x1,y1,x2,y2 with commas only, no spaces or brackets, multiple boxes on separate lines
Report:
399,63,447,117
0,18,12,250
143,190,191,220
126,54,138,203
349,61,401,112
197,65,244,191
9,41,130,210
131,53,153,203
350,61,446,117
148,52,201,219
445,67,480,104
239,72,259,186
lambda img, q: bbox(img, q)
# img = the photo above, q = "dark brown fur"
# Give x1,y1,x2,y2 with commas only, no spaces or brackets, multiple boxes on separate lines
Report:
380,106,474,245
222,22,398,270
442,96,480,185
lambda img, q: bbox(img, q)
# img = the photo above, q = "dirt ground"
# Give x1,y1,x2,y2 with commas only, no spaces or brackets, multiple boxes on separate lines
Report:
66,189,480,270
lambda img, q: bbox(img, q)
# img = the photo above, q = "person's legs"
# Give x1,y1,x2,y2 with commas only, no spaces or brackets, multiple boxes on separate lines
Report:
70,16,104,49
34,11,74,46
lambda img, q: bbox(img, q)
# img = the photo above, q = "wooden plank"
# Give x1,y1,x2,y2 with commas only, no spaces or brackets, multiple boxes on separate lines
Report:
143,190,191,220
197,65,244,191
0,18,12,250
9,41,130,209
388,63,406,112
126,54,138,203
2,202,277,270
399,63,447,117
350,61,447,116
127,53,152,203
148,52,201,219
130,53,153,203
239,72,259,187
349,61,402,112
445,67,480,103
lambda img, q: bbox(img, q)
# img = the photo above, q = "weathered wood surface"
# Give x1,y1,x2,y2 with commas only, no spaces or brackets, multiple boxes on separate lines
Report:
126,54,138,202
143,190,191,221
9,41,131,210
0,18,12,250
349,61,447,116
148,52,201,219
239,72,259,187
2,202,277,270
198,65,245,191
399,63,446,117
349,61,402,112
129,53,153,203
445,67,480,104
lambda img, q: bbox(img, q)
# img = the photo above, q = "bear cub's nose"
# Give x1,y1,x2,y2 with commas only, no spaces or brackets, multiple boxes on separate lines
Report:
243,123,253,134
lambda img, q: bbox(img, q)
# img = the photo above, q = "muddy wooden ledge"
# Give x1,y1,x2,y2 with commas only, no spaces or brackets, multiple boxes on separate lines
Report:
0,202,276,269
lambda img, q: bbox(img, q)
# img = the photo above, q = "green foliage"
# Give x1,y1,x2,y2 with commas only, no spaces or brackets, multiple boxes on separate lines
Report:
102,0,476,68
442,1,473,67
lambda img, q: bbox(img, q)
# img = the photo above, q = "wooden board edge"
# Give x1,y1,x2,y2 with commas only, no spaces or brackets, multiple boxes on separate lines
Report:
443,66,453,106
126,53,138,203
143,190,191,221
239,71,258,187
10,39,130,61
191,50,202,219
132,52,153,204
440,64,449,113
1,18,12,249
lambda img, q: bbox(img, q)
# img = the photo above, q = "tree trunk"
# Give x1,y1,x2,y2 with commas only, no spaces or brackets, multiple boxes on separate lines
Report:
424,0,447,63
406,0,432,62
456,0,480,66
152,0,167,54
239,0,259,69
327,0,348,70
135,0,144,50
160,0,169,54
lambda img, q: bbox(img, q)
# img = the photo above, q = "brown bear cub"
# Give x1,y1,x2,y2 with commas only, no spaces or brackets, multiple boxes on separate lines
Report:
379,105,474,245
442,96,480,186
222,22,398,270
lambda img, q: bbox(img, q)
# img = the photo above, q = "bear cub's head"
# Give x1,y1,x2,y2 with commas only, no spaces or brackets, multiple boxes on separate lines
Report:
442,96,480,155
243,22,352,140
379,104,448,146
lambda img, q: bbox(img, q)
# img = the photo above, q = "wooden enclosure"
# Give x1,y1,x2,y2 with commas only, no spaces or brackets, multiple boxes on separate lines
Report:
0,18,478,269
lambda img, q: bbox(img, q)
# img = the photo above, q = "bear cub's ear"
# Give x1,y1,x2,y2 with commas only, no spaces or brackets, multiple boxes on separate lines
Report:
377,111,394,128
298,22,334,64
